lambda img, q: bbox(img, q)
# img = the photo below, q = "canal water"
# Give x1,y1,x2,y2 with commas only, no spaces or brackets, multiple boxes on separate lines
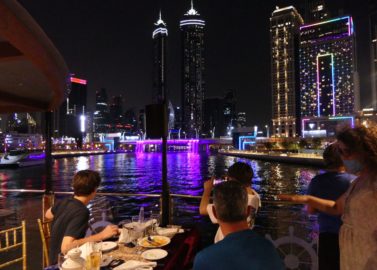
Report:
0,152,320,266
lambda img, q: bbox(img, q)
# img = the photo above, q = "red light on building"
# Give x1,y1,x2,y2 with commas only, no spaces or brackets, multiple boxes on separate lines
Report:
70,77,87,85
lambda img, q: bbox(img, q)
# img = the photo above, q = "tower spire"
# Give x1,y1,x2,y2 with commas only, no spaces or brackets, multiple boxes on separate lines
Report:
159,9,162,21
191,0,194,10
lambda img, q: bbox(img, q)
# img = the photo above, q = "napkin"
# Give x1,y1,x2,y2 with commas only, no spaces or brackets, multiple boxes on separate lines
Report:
156,227,184,237
79,242,92,260
113,260,157,270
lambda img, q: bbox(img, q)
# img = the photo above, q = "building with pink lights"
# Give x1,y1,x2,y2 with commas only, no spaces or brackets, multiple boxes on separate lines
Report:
299,16,358,138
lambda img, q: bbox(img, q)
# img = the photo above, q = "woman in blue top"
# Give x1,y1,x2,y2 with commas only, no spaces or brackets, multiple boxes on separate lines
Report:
307,143,355,270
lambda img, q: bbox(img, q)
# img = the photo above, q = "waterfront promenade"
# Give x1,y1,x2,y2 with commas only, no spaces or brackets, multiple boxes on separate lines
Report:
220,149,324,167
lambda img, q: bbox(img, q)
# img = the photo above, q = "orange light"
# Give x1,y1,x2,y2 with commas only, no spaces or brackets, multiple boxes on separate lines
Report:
70,77,87,85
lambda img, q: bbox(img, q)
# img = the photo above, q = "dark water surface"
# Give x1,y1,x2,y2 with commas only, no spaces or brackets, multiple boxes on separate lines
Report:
0,152,320,244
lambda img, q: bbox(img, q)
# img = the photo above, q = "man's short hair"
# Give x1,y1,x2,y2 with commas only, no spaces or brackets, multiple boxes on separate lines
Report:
323,143,343,170
72,170,101,196
227,162,254,186
213,181,248,223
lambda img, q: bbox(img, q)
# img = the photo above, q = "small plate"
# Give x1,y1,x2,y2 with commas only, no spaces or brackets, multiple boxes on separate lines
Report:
141,249,168,260
101,241,118,252
138,236,171,248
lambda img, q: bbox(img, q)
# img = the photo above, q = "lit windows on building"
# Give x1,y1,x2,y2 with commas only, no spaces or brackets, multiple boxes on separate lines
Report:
299,16,358,137
270,6,303,138
180,1,205,138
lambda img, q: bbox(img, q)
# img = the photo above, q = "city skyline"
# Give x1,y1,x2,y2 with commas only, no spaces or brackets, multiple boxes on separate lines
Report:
17,0,374,128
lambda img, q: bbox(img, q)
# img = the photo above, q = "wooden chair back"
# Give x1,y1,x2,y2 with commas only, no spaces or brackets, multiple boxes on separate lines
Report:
0,220,26,270
37,218,52,268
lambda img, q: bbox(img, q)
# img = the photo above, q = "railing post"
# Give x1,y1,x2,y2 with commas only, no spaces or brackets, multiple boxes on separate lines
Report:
44,111,53,193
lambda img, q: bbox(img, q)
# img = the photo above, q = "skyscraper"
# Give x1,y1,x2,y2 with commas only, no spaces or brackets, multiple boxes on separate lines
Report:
270,6,304,138
94,88,109,133
152,11,168,104
370,0,377,109
180,1,205,138
55,77,87,137
300,16,358,137
302,0,330,23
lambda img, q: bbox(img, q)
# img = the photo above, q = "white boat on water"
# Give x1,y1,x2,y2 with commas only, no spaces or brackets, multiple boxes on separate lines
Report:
0,150,45,167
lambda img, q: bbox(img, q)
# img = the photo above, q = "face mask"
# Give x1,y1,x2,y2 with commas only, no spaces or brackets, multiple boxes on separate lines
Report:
343,159,364,174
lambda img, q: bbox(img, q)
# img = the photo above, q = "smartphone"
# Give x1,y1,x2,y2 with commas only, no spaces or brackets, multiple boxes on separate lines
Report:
213,177,227,185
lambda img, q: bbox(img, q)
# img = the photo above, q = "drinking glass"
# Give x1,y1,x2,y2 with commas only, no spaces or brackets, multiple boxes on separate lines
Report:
150,213,160,234
128,226,143,254
85,242,102,270
57,253,66,270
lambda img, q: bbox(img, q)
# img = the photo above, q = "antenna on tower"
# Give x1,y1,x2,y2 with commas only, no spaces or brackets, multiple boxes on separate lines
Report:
191,0,194,10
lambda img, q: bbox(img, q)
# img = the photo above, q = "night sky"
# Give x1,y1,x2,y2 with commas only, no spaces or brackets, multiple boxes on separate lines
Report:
18,0,372,127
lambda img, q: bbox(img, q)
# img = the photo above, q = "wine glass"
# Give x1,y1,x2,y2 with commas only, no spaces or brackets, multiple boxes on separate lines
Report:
57,253,66,270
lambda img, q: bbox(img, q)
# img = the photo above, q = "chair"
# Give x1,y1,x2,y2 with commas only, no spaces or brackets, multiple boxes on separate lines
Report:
0,220,27,270
38,218,52,268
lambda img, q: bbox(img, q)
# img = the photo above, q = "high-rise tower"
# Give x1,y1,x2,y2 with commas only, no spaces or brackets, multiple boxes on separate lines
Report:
300,16,358,137
303,0,330,23
370,0,377,109
152,11,168,104
180,1,205,138
270,6,304,137
94,88,109,133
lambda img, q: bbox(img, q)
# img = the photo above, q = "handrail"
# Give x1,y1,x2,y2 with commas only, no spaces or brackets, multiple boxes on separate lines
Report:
0,189,301,204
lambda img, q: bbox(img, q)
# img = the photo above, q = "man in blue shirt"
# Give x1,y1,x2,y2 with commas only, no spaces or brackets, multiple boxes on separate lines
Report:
193,181,283,270
307,143,355,270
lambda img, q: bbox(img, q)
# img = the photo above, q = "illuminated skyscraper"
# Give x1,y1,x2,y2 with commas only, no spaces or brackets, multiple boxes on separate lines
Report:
303,0,330,23
370,1,377,109
94,88,109,133
270,6,303,137
180,1,205,138
300,16,358,137
56,77,87,137
152,11,168,104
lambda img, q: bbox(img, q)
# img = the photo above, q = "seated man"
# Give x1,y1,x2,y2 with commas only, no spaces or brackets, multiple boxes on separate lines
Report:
199,161,260,242
46,170,119,264
194,181,283,270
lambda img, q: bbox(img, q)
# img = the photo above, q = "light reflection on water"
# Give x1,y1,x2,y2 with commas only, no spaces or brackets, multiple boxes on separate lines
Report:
0,153,319,241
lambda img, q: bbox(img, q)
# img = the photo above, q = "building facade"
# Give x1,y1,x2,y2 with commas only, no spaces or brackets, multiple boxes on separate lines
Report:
55,77,87,138
370,0,377,109
93,88,109,134
180,2,205,138
270,6,304,138
152,11,168,104
300,16,358,137
302,0,329,23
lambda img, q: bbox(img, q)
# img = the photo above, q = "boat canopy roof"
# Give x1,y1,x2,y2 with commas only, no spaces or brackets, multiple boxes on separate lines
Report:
0,0,69,113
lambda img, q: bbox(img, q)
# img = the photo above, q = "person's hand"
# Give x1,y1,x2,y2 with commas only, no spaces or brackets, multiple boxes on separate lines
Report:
277,194,308,203
203,176,214,192
99,224,119,240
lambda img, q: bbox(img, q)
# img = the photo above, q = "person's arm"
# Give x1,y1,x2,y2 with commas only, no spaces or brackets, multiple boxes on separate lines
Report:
45,207,54,220
199,177,214,215
278,192,347,216
306,179,317,215
61,224,119,254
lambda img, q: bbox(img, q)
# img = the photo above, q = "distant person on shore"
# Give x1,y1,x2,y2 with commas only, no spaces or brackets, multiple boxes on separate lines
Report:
194,181,283,270
199,161,260,243
279,125,377,270
46,170,119,264
306,143,354,270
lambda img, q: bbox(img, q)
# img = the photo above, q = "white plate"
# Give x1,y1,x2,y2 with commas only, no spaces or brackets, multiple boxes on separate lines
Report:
141,249,168,260
138,236,171,248
101,241,118,252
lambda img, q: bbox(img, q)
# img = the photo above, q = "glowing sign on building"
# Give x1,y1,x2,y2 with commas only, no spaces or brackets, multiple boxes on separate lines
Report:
70,77,87,85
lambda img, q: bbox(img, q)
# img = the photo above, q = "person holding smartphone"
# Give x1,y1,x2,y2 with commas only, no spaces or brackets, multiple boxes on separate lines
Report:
199,161,261,243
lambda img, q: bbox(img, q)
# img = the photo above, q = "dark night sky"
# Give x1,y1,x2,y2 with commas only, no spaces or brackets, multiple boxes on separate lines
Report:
18,0,372,127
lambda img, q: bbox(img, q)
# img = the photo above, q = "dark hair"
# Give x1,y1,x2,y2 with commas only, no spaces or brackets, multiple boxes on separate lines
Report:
227,162,254,186
213,181,248,222
323,143,343,170
72,170,101,196
336,124,377,173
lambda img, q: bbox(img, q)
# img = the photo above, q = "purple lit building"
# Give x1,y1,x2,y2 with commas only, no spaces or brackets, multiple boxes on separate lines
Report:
300,16,359,137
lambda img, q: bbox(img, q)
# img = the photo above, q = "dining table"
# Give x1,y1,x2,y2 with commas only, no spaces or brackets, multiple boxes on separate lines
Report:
101,227,200,270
